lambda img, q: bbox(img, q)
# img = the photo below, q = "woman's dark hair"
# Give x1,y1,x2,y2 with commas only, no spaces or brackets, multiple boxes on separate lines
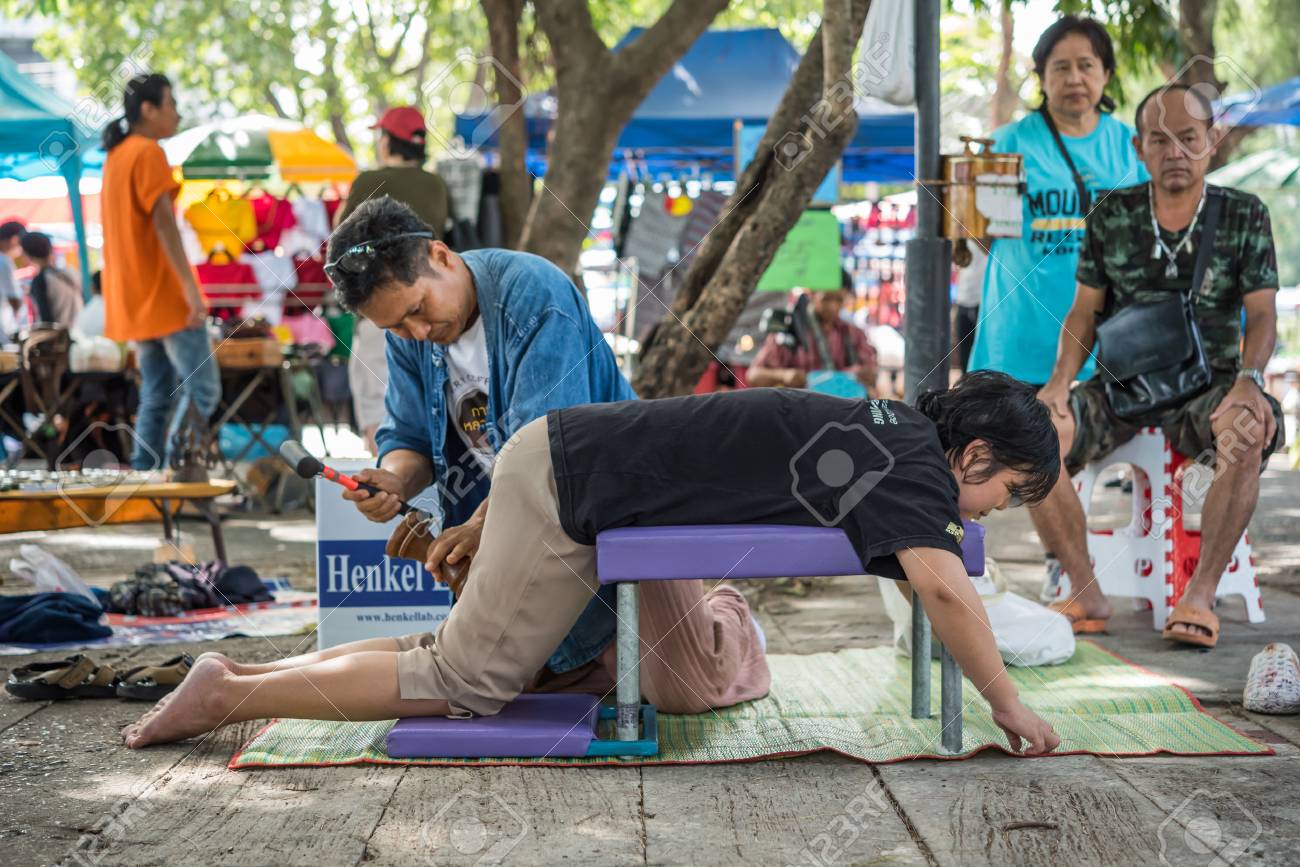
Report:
384,131,427,164
915,370,1060,504
1032,15,1117,113
91,270,103,295
19,231,52,261
326,195,436,312
102,73,172,151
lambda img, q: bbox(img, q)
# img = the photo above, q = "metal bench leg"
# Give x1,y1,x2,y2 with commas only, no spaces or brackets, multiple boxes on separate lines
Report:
616,582,641,741
940,642,963,754
910,601,931,719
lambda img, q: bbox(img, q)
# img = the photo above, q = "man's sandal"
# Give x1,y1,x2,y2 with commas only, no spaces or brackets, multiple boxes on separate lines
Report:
1048,599,1109,634
1162,602,1219,649
116,654,194,701
5,654,119,700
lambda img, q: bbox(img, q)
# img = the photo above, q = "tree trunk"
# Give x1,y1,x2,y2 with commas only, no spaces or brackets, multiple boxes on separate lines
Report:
481,0,530,248
632,0,870,399
991,0,1017,128
519,0,730,274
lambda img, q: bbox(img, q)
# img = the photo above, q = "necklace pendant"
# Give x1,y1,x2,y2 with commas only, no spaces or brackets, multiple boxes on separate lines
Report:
1164,260,1178,279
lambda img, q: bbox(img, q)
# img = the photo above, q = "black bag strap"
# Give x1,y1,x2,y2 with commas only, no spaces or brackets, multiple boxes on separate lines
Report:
1188,186,1224,306
1040,107,1091,213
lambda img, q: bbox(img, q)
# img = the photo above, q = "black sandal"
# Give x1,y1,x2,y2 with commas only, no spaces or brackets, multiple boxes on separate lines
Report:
115,654,194,701
5,655,119,700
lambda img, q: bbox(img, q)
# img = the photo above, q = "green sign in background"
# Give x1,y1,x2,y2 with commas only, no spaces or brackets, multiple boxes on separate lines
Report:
756,209,842,292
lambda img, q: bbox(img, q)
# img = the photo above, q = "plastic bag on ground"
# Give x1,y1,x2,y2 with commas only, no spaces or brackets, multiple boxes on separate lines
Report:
876,558,1075,666
9,544,98,603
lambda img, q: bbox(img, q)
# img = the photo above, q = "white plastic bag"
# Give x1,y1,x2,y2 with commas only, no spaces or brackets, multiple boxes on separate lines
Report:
860,0,914,106
876,558,1075,667
9,544,98,603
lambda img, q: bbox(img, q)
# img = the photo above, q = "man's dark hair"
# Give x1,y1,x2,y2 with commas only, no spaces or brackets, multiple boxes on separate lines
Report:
384,130,427,164
0,221,25,244
1032,15,1117,112
326,195,435,312
1133,84,1216,138
19,231,52,261
915,370,1060,504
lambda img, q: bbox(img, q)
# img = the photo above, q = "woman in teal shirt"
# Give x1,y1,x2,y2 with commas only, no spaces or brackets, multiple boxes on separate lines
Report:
969,16,1148,385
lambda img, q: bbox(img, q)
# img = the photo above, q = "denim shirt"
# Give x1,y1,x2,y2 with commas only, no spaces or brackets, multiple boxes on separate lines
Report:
375,248,636,673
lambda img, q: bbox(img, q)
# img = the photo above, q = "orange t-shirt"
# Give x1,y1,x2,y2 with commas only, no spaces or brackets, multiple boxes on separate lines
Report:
101,134,187,342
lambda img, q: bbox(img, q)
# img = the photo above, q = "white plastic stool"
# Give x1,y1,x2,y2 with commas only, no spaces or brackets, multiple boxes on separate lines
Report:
1067,427,1264,631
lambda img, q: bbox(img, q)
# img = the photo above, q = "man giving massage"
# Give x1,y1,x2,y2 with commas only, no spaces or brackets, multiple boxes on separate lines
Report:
123,372,1063,756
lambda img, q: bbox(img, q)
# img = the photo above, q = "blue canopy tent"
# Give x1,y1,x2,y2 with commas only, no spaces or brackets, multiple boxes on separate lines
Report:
0,51,97,295
1218,76,1300,127
454,28,914,183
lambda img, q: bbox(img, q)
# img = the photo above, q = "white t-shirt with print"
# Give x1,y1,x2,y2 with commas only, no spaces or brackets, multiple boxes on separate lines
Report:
444,315,494,474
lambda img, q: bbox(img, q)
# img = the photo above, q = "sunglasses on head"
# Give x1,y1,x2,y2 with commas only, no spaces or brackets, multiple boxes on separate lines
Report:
324,231,433,282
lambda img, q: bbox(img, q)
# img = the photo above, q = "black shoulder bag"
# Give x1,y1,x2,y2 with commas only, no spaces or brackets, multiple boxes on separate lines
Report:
1092,188,1222,420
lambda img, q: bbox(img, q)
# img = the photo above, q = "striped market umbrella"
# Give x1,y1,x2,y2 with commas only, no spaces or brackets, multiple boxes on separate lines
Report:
163,114,356,182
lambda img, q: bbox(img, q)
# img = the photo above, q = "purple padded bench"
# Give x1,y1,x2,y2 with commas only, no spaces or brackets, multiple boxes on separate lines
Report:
384,522,984,759
596,521,985,755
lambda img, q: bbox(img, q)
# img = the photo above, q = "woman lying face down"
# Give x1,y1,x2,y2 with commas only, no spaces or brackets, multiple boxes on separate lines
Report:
122,371,1062,757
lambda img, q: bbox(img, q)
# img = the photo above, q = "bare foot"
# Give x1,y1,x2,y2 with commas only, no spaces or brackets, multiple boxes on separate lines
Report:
195,651,242,673
123,658,231,748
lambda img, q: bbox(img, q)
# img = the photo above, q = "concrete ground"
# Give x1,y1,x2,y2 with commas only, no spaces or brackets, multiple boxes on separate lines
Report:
1,462,1298,866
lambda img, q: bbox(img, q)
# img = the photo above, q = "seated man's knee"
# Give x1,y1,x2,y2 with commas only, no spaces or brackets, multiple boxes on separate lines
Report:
1212,407,1267,466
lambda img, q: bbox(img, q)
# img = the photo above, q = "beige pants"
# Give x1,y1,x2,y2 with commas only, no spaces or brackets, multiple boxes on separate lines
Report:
394,415,770,716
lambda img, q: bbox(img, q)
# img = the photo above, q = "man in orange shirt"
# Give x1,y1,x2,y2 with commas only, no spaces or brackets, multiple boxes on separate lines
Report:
100,74,219,470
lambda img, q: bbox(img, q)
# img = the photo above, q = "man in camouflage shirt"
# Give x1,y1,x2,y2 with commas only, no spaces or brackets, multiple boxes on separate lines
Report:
1030,84,1283,649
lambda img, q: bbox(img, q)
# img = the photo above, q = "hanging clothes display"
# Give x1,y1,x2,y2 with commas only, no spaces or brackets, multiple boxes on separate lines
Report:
280,197,331,255
248,192,297,252
184,188,257,256
436,156,483,228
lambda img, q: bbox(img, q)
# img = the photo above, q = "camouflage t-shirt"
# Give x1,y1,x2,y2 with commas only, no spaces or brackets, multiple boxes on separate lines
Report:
1076,183,1278,377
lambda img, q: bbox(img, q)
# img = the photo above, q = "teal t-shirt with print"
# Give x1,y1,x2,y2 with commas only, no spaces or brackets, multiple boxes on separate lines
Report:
968,110,1149,384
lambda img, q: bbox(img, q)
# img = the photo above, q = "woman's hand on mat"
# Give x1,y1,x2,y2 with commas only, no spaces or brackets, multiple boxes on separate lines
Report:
992,701,1061,755
424,515,485,593
345,468,408,522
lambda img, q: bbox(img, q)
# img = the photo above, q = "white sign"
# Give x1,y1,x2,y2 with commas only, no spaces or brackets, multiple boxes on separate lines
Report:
315,460,451,649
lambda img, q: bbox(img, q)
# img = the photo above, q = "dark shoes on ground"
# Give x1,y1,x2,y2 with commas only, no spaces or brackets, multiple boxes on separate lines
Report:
5,653,193,701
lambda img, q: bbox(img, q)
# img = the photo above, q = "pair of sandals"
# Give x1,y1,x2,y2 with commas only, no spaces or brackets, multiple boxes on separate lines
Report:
4,653,193,701
1051,599,1220,648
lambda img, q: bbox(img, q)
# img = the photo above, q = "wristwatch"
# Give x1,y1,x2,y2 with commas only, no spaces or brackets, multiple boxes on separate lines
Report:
1238,368,1266,392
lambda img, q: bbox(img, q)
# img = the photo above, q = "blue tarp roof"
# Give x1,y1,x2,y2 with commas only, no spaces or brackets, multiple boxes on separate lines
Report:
0,50,94,290
1218,76,1300,127
455,28,914,182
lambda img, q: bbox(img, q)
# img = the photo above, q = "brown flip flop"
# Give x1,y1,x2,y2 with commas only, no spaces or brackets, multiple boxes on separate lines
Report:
1162,602,1219,649
115,654,194,701
1049,599,1109,634
5,654,119,700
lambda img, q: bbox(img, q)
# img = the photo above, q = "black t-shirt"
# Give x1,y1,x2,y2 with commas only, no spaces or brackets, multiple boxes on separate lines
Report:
547,389,965,581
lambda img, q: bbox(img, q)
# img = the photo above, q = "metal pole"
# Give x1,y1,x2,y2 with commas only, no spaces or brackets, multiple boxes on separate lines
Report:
940,643,963,753
910,601,931,719
906,0,950,725
616,582,641,741
904,0,952,405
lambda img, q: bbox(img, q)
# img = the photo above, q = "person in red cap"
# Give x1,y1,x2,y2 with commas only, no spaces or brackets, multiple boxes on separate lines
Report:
338,106,453,452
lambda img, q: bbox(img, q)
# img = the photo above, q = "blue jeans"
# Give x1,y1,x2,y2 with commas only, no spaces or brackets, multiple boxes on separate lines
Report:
131,327,221,470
